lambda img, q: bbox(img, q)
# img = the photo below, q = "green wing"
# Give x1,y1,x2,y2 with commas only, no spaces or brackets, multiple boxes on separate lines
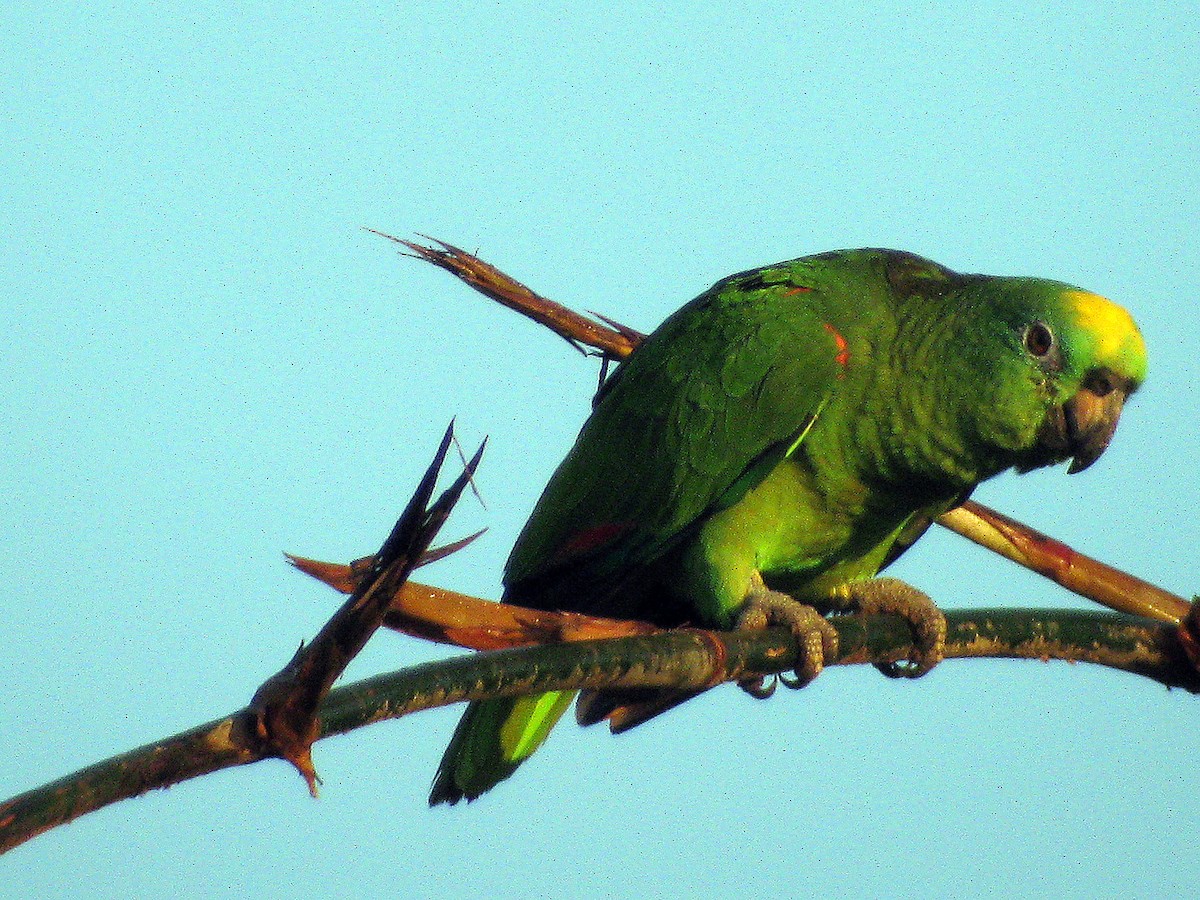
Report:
431,258,855,805
504,260,849,618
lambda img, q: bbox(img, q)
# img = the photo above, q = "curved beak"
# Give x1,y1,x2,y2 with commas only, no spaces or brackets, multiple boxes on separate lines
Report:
1036,369,1132,474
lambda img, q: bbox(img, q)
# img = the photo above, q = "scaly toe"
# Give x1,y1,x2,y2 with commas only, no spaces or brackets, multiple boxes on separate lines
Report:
737,576,839,688
847,577,946,678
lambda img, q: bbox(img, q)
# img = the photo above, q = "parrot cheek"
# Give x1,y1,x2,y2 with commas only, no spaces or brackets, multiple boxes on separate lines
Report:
1021,404,1072,473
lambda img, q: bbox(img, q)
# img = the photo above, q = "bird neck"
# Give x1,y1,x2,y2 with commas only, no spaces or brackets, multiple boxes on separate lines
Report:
845,302,1007,498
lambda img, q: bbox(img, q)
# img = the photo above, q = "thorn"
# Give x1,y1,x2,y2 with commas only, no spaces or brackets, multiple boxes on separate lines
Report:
450,430,487,510
285,554,357,593
364,227,406,247
590,311,648,343
594,353,620,407
286,747,322,799
417,529,488,568
370,422,456,578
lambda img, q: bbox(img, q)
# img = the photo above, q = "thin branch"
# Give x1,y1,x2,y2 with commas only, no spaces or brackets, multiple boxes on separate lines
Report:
941,502,1190,623
248,424,484,794
367,230,638,358
383,233,1192,624
282,529,487,596
287,558,659,650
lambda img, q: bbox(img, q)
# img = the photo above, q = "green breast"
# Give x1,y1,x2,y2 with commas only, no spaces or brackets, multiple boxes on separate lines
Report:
685,449,951,625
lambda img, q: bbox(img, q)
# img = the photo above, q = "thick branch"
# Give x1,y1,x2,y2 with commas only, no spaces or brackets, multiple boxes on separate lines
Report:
3,606,1194,854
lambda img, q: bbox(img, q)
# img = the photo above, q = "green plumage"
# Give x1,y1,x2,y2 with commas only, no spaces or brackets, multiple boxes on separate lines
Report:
430,249,1147,805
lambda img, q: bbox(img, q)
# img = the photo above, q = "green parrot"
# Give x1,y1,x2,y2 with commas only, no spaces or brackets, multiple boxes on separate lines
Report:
430,248,1147,805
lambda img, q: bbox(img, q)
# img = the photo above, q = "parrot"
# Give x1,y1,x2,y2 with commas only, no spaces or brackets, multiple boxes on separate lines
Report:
429,248,1147,805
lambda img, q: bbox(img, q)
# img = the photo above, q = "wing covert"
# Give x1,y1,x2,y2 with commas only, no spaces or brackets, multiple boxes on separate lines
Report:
504,267,850,610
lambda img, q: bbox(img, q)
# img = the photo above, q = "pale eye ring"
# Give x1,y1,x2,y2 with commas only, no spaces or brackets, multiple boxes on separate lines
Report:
1023,321,1055,359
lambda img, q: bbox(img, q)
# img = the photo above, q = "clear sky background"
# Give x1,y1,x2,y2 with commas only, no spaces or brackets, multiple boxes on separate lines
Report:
2,3,1197,897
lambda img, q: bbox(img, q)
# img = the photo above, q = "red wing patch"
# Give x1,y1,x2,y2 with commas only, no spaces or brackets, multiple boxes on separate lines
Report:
553,522,636,563
823,322,850,373
783,286,812,296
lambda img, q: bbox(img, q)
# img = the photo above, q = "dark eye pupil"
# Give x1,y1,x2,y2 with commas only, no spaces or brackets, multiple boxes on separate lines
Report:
1024,322,1054,357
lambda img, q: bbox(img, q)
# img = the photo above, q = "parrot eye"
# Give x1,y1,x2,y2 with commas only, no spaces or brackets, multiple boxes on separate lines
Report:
1022,321,1055,359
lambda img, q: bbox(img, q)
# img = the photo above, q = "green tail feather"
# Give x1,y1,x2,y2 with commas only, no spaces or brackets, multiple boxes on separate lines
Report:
429,690,576,805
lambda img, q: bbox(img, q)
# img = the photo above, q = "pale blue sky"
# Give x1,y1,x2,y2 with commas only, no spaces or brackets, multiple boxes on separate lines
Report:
2,3,1197,897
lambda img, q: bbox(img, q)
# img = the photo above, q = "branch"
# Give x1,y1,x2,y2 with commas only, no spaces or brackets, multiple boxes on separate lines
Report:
940,502,1190,623
248,424,484,794
380,233,1193,625
3,603,1194,854
288,555,1200,688
285,558,660,650
5,234,1193,854
367,230,639,358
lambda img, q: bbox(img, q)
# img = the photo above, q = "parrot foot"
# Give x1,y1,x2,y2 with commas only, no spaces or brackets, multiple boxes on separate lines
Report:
736,573,839,692
847,578,946,679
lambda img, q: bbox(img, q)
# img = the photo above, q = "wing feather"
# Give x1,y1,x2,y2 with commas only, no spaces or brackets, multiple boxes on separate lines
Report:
503,265,847,614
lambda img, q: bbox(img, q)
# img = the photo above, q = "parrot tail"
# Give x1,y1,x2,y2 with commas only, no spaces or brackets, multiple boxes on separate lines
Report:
429,690,576,805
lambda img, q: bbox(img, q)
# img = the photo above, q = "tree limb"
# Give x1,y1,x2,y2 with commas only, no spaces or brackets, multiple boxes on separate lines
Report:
3,234,1194,854
939,503,1190,623
3,603,1194,854
247,424,484,795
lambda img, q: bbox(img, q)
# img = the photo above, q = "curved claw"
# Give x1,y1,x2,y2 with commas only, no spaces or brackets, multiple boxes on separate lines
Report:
875,659,920,679
738,675,778,699
778,671,808,690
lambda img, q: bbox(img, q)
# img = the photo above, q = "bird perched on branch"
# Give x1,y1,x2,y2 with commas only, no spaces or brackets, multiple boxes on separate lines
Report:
431,248,1147,805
